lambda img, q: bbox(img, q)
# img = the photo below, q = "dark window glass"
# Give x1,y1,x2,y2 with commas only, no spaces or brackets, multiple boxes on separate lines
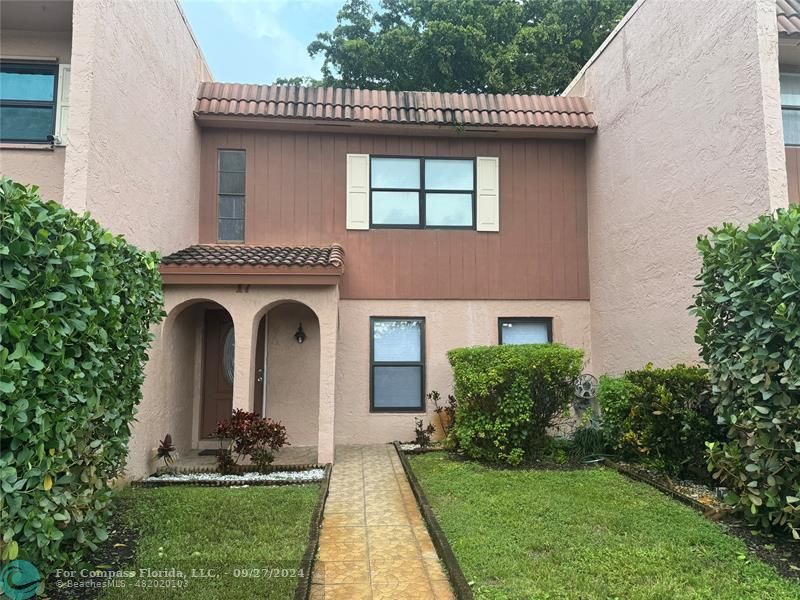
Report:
0,63,58,142
217,150,245,242
369,156,475,228
370,318,425,412
499,318,552,345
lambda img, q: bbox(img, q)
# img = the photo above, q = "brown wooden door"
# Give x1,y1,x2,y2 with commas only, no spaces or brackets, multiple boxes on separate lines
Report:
201,309,234,437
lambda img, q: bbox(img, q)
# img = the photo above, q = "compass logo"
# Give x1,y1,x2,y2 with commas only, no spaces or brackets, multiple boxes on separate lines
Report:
0,560,42,600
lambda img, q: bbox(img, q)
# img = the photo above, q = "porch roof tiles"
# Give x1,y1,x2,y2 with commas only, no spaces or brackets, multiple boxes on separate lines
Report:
161,244,344,269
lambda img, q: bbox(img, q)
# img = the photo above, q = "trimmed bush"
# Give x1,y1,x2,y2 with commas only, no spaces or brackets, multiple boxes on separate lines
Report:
597,364,721,478
0,180,164,570
448,344,583,465
694,206,800,537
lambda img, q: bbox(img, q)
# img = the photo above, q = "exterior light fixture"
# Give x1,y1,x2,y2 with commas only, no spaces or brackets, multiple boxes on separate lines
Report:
294,323,306,344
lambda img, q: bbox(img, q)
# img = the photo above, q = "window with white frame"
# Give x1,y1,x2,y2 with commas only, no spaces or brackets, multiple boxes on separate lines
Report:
370,157,475,228
498,318,552,345
370,318,425,412
781,72,800,146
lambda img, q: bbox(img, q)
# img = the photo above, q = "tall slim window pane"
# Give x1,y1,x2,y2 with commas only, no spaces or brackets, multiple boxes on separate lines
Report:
371,318,424,411
218,150,245,241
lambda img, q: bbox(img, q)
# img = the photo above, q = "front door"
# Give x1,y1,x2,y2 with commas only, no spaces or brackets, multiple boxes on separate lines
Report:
201,309,234,437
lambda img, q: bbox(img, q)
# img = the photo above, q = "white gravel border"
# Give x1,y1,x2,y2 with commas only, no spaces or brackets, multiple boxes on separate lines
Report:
144,469,325,484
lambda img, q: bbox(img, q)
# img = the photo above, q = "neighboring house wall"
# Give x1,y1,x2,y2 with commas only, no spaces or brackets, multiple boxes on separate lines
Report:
63,0,210,254
0,30,72,201
199,129,589,300
565,0,788,375
787,147,800,202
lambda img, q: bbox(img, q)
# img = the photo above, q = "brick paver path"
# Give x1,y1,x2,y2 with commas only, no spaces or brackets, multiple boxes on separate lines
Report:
310,445,455,599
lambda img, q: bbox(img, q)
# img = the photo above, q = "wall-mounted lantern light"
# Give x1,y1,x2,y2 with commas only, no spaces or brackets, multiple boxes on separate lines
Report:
294,323,306,344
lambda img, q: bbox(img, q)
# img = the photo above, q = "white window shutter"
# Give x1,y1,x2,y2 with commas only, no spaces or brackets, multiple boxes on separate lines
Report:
54,64,71,145
476,156,499,232
346,154,370,229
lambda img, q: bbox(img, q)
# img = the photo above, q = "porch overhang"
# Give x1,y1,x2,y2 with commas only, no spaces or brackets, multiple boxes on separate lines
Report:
159,243,344,286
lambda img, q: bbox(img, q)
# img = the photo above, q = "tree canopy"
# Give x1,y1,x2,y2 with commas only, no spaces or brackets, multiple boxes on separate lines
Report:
283,0,633,95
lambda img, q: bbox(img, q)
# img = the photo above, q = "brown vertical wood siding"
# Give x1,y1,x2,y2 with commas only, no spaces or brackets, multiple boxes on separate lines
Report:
199,129,589,300
787,146,800,204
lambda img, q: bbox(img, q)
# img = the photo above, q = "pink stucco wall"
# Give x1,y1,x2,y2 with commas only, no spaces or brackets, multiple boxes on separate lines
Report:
334,299,592,445
63,0,210,254
565,0,788,375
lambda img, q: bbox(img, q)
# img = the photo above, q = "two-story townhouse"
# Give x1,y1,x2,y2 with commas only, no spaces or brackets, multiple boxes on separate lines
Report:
142,85,596,474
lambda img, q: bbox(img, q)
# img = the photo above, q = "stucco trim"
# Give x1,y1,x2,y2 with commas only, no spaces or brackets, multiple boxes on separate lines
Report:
160,264,344,286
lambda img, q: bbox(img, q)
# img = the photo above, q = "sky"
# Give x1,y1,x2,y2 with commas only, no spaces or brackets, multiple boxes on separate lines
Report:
181,0,345,84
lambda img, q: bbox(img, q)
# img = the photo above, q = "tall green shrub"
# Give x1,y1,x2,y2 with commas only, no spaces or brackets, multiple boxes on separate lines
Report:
597,365,721,478
0,180,164,570
448,344,583,465
694,206,800,537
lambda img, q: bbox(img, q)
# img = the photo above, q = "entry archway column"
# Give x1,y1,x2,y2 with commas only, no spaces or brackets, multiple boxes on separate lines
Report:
231,308,255,413
316,286,339,464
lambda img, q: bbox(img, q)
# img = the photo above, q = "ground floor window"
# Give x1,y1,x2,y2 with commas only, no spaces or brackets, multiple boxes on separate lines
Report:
370,317,425,412
498,317,552,344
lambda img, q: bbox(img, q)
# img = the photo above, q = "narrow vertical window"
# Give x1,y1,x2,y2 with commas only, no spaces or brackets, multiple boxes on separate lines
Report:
370,318,425,412
217,150,245,242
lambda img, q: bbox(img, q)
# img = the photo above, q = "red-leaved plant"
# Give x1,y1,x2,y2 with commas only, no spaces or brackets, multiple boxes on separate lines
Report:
213,410,289,474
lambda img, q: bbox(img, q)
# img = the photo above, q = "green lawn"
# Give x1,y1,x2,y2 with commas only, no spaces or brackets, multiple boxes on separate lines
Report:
410,453,800,600
101,485,319,600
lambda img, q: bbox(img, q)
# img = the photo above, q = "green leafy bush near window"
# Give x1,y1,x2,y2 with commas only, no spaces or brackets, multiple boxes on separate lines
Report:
693,206,800,538
0,179,165,571
447,344,583,465
597,364,721,478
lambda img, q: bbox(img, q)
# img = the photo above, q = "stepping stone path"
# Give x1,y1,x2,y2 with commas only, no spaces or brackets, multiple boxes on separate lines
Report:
311,445,455,599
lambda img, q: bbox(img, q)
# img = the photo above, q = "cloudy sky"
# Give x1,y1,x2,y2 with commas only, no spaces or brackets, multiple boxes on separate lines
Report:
182,0,344,83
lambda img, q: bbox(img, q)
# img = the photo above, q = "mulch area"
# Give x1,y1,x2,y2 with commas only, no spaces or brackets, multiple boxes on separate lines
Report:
43,513,138,600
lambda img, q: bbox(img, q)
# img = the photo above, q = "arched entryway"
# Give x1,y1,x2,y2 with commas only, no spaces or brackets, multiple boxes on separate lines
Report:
254,301,320,447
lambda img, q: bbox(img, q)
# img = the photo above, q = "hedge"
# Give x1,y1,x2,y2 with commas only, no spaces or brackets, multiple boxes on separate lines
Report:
694,205,800,537
448,343,583,465
0,179,165,571
597,364,722,478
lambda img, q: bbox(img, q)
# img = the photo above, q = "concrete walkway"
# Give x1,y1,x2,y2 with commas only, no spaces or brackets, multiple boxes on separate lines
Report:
310,445,455,599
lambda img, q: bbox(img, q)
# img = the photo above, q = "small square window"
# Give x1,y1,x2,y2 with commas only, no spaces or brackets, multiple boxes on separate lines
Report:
370,318,425,412
498,318,553,345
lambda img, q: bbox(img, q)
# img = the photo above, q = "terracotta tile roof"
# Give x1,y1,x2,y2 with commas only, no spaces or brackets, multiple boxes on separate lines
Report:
161,244,344,269
778,0,800,36
195,82,596,130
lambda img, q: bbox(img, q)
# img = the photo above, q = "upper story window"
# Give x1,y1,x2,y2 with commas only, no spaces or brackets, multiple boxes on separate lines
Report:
370,157,475,228
0,62,59,143
781,72,800,146
498,318,552,345
217,150,245,242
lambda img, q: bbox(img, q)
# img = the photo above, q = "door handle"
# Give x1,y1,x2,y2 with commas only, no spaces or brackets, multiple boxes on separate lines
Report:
256,368,264,383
